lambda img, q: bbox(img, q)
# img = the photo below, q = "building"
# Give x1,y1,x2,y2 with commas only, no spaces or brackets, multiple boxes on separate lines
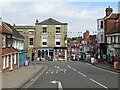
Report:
5,22,26,68
0,22,18,72
97,6,117,57
106,14,120,58
14,18,68,61
13,25,35,59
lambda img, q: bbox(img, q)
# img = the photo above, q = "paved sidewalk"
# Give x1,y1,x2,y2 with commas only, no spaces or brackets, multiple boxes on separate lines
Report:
93,61,120,73
2,64,46,88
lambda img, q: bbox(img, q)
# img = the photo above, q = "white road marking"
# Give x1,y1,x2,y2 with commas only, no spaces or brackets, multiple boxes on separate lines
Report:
68,65,71,68
51,70,54,74
50,80,63,90
64,69,66,73
57,66,60,69
78,72,87,77
49,70,51,72
56,70,58,73
46,72,48,74
72,68,77,71
90,78,108,89
92,65,118,75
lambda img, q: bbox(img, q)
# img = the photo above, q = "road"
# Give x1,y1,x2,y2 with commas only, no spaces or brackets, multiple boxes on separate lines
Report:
24,61,119,89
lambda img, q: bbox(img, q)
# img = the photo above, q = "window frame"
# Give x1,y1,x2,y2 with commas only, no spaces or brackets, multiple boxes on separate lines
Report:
42,27,47,34
56,27,61,34
29,38,34,46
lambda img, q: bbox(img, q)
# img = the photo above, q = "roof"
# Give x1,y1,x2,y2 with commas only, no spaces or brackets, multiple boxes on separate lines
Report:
37,18,67,25
14,26,35,29
104,13,120,19
107,18,120,34
5,22,24,39
0,47,18,55
1,24,12,34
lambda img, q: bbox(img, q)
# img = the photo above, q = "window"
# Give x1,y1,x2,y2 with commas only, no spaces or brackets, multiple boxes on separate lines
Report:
97,21,99,29
118,35,120,43
111,36,113,44
100,21,103,29
56,42,60,45
101,35,103,42
2,35,6,48
42,42,47,45
42,27,47,34
114,36,116,43
56,27,61,33
29,38,33,45
7,36,11,47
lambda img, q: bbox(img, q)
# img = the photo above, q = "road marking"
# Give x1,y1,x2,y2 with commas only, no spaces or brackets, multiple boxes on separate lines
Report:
56,70,58,73
64,69,66,73
46,72,48,74
72,68,77,71
51,70,54,74
90,78,108,89
49,70,51,72
50,80,63,90
68,65,71,68
92,65,118,75
78,72,87,77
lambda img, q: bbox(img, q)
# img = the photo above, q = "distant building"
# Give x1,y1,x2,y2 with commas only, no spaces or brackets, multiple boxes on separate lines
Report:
14,18,68,61
106,14,120,57
97,6,117,57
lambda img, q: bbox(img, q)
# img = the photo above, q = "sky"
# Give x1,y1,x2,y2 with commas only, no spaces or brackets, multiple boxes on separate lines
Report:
0,0,119,37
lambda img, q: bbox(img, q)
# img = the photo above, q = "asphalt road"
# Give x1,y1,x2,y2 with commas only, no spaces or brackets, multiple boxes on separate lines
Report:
27,61,119,89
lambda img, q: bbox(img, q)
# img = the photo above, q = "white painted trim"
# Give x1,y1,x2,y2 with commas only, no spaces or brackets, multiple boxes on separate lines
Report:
3,56,5,69
55,25,61,27
6,55,9,68
42,25,47,27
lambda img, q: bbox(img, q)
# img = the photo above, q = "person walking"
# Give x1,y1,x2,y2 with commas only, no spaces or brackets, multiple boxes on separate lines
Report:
113,54,119,70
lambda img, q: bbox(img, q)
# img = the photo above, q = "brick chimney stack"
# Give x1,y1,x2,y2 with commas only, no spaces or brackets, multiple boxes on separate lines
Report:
105,6,113,16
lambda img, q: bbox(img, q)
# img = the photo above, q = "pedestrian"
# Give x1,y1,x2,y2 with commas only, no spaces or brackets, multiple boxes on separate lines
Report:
113,54,119,70
79,55,81,61
102,54,106,62
98,54,100,62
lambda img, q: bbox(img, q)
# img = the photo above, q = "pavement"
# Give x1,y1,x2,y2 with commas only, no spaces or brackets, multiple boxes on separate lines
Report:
2,63,46,88
91,61,120,73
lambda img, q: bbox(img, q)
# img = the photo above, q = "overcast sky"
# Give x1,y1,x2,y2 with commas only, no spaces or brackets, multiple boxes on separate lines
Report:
0,0,119,37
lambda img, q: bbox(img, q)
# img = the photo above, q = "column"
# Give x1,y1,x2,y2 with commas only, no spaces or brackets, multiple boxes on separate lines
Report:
3,56,5,69
10,54,13,71
14,54,16,64
6,55,9,68
48,50,49,57
65,50,67,60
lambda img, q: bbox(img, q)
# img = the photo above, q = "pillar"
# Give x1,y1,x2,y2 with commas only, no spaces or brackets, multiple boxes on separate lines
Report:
6,55,9,68
10,54,13,71
14,54,16,64
48,50,49,57
65,50,67,60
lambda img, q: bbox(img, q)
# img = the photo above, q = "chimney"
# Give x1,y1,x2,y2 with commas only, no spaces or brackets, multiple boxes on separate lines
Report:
105,6,113,16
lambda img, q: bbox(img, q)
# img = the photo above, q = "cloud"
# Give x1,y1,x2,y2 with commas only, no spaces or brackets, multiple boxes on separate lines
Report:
1,2,117,37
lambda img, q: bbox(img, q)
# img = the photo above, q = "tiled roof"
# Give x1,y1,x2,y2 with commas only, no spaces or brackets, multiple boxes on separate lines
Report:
14,26,35,29
0,24,12,34
107,18,120,34
38,18,67,25
5,22,24,39
104,13,120,19
0,47,18,55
